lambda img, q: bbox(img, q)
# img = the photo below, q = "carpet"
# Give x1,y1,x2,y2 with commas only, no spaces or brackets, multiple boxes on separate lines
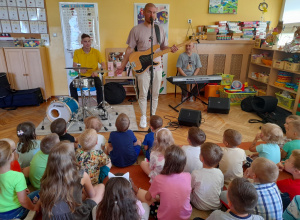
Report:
36,105,138,135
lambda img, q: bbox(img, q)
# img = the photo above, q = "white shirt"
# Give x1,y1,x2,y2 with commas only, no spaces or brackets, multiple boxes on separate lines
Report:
219,147,246,186
191,168,224,210
182,145,203,173
94,134,106,151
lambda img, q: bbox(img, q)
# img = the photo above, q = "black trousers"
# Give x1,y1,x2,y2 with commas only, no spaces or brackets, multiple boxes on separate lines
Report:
69,76,103,104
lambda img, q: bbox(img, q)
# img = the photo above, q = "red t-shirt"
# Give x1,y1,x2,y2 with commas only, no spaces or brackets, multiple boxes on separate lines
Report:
277,178,300,200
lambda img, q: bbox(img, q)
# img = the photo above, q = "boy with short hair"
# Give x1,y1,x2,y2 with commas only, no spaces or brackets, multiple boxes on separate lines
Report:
219,129,246,186
182,127,206,173
277,149,300,201
28,133,60,189
50,118,75,143
206,177,263,220
142,115,163,161
106,113,141,167
281,120,300,161
245,157,283,220
191,142,224,210
76,129,111,184
84,116,106,151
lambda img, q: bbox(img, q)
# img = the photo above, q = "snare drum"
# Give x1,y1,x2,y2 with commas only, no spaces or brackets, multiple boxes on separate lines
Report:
46,96,79,122
72,78,95,88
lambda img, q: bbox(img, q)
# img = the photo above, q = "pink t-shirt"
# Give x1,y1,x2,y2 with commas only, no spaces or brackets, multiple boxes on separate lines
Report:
149,173,192,220
126,23,168,71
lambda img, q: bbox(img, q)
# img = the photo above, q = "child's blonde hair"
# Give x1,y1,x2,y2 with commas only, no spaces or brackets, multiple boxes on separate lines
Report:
261,123,283,144
286,115,300,121
251,157,279,184
291,150,300,170
152,128,174,154
223,129,242,147
115,113,130,132
79,129,98,150
288,120,300,137
84,116,102,132
0,139,15,167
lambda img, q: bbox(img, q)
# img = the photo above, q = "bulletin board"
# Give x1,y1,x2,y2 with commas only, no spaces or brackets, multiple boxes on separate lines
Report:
0,0,48,34
59,2,100,96
134,3,169,94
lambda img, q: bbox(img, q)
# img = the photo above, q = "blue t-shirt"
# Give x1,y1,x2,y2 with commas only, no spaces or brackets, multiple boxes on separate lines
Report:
256,143,281,164
283,140,300,161
142,132,154,161
108,130,138,167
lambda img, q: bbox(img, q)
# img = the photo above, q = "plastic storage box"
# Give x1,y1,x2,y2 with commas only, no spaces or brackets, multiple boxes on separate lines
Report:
275,92,295,110
220,89,257,105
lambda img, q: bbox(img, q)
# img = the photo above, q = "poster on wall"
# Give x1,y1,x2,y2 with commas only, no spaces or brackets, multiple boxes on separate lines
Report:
209,0,238,14
59,3,100,96
134,3,169,94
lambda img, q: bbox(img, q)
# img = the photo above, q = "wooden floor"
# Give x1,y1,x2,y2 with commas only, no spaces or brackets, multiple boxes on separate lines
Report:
0,93,263,146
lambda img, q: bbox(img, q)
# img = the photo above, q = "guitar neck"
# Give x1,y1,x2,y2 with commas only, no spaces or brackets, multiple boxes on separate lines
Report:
153,40,194,58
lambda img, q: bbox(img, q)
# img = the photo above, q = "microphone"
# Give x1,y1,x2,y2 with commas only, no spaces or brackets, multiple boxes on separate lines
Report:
150,16,153,24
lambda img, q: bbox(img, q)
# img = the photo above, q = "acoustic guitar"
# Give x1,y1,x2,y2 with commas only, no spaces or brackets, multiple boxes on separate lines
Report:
129,39,197,74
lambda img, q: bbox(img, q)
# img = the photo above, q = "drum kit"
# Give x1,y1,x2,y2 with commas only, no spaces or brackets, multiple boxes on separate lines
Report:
45,64,115,131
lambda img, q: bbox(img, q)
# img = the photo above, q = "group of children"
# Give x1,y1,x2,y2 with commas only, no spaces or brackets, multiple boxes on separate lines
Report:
1,113,300,220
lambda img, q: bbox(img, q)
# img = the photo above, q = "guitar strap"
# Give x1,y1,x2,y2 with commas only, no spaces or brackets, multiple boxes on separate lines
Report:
134,24,160,51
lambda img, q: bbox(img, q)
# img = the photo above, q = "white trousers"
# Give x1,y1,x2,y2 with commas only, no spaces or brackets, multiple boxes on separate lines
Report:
137,69,162,116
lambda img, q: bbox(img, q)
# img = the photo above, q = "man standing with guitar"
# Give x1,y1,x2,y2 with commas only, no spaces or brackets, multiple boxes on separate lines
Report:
115,3,178,128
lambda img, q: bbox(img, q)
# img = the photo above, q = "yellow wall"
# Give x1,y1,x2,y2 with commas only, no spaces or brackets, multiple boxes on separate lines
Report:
45,0,283,95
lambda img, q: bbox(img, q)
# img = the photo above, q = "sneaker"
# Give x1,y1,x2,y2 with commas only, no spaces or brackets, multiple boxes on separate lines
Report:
189,97,194,102
139,115,147,128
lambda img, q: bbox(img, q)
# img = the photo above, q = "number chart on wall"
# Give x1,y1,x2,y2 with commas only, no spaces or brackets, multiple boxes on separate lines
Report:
59,2,100,96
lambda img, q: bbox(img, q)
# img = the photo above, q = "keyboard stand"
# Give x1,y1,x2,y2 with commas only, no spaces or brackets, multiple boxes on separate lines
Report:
169,83,208,112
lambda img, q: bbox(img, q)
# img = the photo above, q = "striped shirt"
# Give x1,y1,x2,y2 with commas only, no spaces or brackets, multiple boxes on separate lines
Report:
283,195,300,220
253,182,283,220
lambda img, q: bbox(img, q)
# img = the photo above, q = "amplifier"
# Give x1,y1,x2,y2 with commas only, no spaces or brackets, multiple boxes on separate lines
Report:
178,108,201,127
207,97,230,114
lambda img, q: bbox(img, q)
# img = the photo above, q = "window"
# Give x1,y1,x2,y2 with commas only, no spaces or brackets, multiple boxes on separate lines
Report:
278,0,300,46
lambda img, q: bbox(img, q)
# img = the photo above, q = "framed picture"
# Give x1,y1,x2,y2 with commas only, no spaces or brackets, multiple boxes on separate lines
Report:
209,0,238,14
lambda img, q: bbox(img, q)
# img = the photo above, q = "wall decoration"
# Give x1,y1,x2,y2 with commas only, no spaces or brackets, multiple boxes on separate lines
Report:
209,0,238,14
134,3,170,94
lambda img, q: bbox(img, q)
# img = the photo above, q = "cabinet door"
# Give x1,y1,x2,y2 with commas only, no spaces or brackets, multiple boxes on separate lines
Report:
22,49,45,91
0,48,8,73
4,49,28,90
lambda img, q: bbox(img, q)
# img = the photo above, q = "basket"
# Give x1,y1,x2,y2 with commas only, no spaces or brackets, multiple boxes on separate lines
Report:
220,89,257,105
251,56,262,64
275,92,295,110
284,62,300,72
273,60,285,69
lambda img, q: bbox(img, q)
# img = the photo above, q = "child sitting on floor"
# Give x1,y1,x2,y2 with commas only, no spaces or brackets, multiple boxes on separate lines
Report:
144,145,192,220
16,121,41,168
93,172,147,220
206,178,263,220
244,157,283,219
219,129,246,186
140,128,174,183
22,133,60,189
40,141,105,220
0,139,40,220
283,195,300,220
1,138,21,172
76,129,111,184
191,142,224,211
105,113,141,168
249,123,283,164
142,115,163,161
50,118,75,143
182,127,206,174
277,149,300,201
281,120,300,161
84,116,106,151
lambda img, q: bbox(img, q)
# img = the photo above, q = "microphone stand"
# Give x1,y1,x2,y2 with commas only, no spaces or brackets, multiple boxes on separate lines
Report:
148,17,154,133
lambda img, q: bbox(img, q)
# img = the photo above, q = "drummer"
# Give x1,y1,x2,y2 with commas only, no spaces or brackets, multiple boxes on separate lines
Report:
70,33,106,106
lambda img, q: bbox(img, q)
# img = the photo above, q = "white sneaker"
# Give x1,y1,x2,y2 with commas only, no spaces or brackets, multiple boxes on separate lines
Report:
139,115,147,128
189,97,194,102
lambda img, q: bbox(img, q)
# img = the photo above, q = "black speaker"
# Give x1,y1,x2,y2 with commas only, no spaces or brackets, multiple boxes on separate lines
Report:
178,108,201,127
207,97,230,114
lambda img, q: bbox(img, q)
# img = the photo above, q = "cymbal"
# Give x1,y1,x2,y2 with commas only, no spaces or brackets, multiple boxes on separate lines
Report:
65,67,93,70
94,70,109,73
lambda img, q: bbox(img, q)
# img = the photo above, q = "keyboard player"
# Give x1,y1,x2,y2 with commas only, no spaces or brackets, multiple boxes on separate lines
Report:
176,41,202,101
